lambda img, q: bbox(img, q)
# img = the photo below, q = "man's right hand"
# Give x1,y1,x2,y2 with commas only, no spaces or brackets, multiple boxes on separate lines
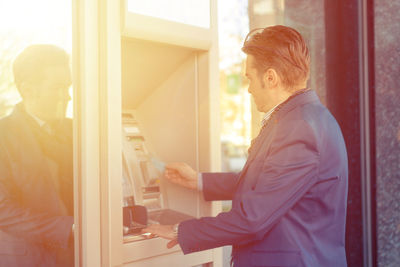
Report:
164,162,198,190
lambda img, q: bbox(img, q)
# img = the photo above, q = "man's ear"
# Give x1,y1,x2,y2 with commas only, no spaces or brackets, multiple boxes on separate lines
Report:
18,81,36,100
263,68,280,88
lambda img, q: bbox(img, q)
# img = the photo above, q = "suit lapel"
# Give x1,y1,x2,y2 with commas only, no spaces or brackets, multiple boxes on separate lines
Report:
247,120,275,164
235,123,274,187
9,105,72,215
9,106,49,176
235,90,319,187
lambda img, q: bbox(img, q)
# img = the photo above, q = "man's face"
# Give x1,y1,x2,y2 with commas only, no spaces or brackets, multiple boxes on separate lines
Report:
245,55,271,113
29,64,72,122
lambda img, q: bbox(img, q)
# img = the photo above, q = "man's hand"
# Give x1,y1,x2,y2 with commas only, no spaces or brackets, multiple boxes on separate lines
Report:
164,162,198,190
142,224,179,249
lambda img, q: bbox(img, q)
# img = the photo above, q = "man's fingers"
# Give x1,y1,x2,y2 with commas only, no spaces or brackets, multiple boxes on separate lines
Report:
141,228,153,235
144,233,156,239
165,173,182,183
164,162,197,190
165,162,183,171
165,172,181,180
142,224,176,240
167,239,179,249
165,169,186,186
142,225,160,235
164,169,181,179
141,227,158,239
165,168,178,175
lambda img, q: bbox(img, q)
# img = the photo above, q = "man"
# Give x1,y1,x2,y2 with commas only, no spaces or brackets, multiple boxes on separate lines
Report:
144,25,348,267
0,45,74,266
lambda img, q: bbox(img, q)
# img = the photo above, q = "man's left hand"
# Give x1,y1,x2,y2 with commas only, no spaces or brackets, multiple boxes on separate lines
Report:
142,224,179,249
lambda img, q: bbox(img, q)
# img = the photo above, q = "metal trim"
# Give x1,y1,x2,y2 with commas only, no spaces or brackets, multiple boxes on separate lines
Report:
358,0,373,266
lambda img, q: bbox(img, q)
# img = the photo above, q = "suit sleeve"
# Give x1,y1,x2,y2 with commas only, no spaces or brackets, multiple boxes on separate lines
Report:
0,143,73,249
178,120,319,254
201,172,240,201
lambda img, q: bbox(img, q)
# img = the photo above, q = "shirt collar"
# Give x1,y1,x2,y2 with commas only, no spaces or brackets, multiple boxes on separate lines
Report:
261,102,281,126
25,108,46,127
261,88,311,126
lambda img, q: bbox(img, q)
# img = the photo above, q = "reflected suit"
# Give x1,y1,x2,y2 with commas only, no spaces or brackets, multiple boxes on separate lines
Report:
178,90,348,267
0,104,73,267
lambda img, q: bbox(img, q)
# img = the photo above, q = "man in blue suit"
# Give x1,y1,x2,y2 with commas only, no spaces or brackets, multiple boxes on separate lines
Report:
0,45,74,266
144,25,348,267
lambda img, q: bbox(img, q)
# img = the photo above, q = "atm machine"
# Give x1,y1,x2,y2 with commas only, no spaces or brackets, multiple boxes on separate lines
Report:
119,32,221,265
73,0,221,266
118,0,222,266
121,111,194,239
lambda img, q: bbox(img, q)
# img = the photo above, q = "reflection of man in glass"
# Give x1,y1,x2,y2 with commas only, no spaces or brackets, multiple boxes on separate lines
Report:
0,45,74,266
144,25,348,267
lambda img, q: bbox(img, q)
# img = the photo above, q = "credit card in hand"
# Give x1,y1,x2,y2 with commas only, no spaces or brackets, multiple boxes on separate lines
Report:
151,157,166,173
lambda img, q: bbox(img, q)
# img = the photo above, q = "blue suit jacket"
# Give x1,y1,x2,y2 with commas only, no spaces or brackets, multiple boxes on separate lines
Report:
178,90,348,267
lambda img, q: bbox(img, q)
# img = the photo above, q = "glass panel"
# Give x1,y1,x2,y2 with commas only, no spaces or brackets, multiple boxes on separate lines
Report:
127,0,210,28
0,0,75,265
218,0,249,175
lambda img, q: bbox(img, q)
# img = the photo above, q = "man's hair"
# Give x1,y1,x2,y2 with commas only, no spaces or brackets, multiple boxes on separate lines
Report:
242,25,310,90
13,44,70,92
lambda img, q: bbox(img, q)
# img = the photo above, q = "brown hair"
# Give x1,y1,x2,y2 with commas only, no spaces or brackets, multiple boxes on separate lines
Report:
242,25,310,90
13,44,70,92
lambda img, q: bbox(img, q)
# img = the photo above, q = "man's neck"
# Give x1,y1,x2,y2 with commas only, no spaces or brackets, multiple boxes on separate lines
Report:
286,82,308,94
275,91,292,106
261,90,291,113
261,82,308,113
276,83,308,106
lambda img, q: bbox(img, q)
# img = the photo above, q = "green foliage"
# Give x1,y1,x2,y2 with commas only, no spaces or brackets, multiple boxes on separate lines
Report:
0,32,25,118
